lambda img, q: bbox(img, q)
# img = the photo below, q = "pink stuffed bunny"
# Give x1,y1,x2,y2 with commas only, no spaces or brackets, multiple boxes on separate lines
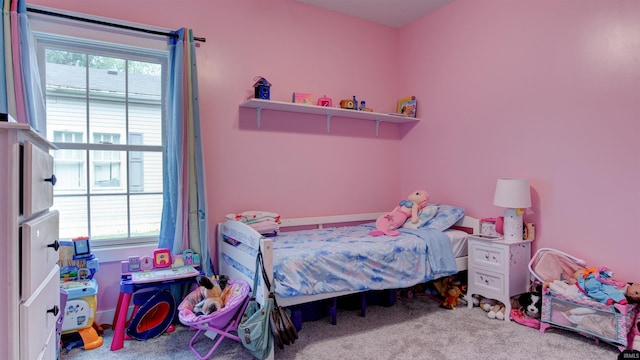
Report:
369,190,429,236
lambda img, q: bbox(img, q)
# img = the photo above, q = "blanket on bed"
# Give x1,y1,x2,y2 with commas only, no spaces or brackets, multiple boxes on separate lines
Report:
270,223,457,298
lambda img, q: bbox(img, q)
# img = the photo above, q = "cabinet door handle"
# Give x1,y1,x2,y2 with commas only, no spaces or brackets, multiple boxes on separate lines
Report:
47,240,60,251
47,305,59,317
45,174,57,186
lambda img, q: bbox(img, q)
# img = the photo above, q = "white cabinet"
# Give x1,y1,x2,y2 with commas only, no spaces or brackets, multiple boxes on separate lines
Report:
1,122,60,360
466,235,531,321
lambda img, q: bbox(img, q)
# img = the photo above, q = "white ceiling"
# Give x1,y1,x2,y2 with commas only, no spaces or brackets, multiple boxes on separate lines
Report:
295,0,454,28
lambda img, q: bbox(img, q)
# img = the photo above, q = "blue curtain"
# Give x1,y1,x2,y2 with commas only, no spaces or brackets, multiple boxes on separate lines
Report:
1,0,44,131
17,0,45,131
159,28,212,276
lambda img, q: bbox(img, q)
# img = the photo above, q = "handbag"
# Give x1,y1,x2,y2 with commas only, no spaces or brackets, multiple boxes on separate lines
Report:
270,296,298,349
239,251,273,360
259,256,297,349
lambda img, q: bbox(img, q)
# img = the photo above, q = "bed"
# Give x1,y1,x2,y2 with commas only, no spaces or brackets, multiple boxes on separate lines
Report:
218,209,479,313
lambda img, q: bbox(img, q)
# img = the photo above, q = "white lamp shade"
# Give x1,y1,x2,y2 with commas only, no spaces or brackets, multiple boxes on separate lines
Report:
493,178,532,209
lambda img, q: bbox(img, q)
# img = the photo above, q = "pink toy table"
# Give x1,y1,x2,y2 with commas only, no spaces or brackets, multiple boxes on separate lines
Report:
110,266,201,351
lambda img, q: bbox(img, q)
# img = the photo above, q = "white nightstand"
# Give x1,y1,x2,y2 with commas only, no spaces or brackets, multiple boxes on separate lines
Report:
466,235,531,321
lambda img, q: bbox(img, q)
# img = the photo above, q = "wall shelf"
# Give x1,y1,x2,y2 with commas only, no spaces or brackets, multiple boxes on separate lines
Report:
239,98,420,136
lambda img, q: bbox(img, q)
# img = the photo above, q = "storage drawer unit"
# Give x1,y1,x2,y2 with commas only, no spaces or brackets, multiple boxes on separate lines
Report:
1,123,59,360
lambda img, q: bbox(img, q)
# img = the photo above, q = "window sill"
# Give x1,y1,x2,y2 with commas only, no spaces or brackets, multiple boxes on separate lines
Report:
93,243,157,263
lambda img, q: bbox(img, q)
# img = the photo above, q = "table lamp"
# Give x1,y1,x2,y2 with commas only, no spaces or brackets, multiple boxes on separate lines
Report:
493,178,531,241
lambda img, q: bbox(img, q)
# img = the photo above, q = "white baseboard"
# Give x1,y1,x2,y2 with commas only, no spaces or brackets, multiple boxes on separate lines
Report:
96,306,133,328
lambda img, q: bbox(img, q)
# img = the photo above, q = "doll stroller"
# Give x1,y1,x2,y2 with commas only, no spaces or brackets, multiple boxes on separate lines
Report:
178,278,251,359
529,248,638,351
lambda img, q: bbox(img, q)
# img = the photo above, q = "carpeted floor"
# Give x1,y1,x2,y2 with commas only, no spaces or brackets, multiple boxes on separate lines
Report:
61,296,623,360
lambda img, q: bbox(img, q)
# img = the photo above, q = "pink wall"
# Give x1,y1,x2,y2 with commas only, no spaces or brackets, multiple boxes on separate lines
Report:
24,0,640,315
399,0,640,282
27,0,406,311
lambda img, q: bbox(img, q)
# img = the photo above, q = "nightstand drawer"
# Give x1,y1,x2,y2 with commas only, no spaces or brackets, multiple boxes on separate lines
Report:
469,241,506,271
469,268,505,297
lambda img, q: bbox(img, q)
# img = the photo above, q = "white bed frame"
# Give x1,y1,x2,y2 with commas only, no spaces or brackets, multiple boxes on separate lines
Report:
217,213,480,308
217,213,479,359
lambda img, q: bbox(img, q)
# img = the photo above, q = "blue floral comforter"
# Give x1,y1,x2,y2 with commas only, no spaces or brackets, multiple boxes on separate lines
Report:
271,223,457,298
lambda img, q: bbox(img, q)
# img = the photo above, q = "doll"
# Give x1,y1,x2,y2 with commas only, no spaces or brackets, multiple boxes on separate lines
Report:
369,190,428,236
573,268,640,305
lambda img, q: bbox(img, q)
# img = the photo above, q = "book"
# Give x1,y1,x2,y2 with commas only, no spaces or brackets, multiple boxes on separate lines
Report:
292,92,314,105
397,96,417,118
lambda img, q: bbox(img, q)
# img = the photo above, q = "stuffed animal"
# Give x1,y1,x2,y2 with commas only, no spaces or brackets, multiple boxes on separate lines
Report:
478,297,497,312
369,190,429,236
432,276,463,309
440,284,463,309
475,296,505,320
193,275,230,316
518,285,542,319
488,303,506,320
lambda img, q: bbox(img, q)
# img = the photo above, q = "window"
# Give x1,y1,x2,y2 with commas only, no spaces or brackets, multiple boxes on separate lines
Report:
93,132,122,187
52,131,85,190
36,35,167,247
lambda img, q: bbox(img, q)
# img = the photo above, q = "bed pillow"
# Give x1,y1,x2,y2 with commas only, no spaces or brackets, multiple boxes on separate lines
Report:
402,205,439,230
422,204,465,231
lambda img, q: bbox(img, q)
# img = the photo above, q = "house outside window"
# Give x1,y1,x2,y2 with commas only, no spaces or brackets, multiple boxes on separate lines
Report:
93,132,122,188
35,34,167,247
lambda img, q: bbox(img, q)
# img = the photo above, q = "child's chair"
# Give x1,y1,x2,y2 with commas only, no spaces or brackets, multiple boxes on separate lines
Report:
178,278,251,359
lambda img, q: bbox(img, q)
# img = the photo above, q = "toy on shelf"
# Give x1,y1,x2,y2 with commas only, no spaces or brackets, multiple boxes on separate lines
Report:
339,98,355,109
58,236,103,352
253,76,271,100
317,95,332,107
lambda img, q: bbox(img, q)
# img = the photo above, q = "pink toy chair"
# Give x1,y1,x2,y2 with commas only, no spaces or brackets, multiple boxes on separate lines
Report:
178,279,251,359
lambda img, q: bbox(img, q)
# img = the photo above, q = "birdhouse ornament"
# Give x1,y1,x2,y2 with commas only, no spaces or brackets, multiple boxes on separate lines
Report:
253,76,271,100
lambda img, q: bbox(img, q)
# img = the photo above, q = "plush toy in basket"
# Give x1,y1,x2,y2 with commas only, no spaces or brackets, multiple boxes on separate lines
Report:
192,275,231,316
369,190,429,236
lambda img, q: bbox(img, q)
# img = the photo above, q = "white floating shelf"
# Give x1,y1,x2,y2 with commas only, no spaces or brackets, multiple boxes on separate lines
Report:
239,98,420,136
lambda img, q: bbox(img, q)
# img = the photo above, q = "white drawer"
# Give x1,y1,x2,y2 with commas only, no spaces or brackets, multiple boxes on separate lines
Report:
20,210,60,300
469,268,505,298
469,241,506,271
37,327,57,360
22,141,55,218
20,267,60,360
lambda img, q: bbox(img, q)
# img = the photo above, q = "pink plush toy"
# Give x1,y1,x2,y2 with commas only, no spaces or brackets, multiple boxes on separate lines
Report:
369,190,429,236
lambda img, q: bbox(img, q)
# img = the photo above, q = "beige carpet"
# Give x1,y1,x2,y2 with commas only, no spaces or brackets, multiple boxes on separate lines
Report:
61,296,622,360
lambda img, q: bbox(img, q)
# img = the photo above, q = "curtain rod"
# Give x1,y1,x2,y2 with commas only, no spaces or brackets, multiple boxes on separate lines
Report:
26,7,206,43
